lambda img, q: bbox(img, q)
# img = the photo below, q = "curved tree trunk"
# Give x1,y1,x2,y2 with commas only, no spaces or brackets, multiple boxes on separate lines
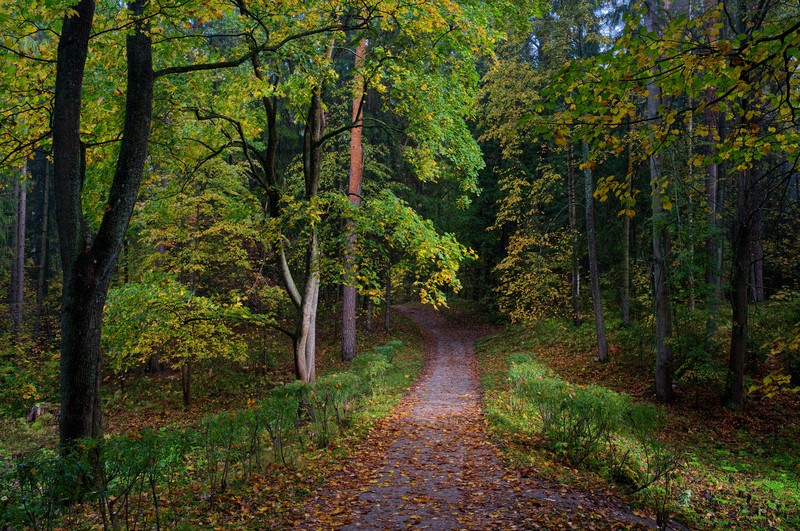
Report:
292,89,325,382
295,232,320,382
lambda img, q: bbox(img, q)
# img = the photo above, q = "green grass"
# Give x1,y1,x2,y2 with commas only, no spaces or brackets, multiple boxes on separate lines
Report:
477,320,800,530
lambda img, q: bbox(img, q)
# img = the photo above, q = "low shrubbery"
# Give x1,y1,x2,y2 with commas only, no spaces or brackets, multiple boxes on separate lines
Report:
508,358,680,497
0,340,407,530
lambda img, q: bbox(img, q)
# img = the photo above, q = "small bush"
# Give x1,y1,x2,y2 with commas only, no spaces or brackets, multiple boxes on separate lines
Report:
508,359,680,489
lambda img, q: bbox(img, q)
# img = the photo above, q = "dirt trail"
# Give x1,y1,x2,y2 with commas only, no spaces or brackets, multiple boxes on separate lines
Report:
295,306,659,530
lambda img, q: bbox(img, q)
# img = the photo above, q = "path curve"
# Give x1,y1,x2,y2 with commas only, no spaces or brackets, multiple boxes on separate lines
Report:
295,305,659,530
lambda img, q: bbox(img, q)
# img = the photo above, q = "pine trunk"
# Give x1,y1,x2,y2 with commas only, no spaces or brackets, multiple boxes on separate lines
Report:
646,0,673,402
342,39,367,362
568,141,581,326
582,142,608,362
11,163,27,337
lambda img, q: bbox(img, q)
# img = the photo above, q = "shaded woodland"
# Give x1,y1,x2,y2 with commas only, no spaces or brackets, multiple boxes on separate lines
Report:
1,0,799,528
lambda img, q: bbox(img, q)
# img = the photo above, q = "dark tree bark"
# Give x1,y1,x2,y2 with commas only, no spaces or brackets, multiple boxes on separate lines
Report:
582,142,608,362
342,39,367,362
34,158,50,337
645,0,674,402
11,161,27,338
724,167,752,411
53,0,153,456
181,360,192,407
567,141,581,326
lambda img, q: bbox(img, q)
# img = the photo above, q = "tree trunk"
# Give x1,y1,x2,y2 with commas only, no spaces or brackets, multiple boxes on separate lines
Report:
292,89,326,382
11,162,27,338
622,145,633,328
342,39,367,362
645,0,673,403
295,233,320,382
568,141,581,326
365,296,374,332
724,168,752,411
384,268,392,333
54,0,154,460
704,102,723,338
34,160,50,338
181,361,192,407
750,203,764,302
581,142,608,362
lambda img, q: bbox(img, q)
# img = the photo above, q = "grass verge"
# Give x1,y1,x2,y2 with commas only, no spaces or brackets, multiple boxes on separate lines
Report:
477,321,800,530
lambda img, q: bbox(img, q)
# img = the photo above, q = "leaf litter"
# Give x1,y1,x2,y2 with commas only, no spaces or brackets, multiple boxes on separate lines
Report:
290,305,661,530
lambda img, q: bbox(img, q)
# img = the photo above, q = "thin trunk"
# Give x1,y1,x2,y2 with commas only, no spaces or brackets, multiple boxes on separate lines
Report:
646,0,673,402
181,360,192,407
11,162,27,337
568,141,581,325
622,145,633,328
751,204,764,302
384,268,391,333
342,38,367,362
365,296,374,333
35,162,50,337
704,103,722,337
582,142,608,362
687,103,696,311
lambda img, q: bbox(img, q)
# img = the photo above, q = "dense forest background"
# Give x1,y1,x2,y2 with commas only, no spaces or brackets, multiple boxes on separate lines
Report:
1,0,799,528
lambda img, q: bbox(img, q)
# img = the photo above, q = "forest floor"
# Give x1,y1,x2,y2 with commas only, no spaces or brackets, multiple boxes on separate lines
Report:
289,305,662,530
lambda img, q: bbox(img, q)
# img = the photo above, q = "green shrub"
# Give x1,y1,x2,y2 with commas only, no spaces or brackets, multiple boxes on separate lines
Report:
508,359,679,488
352,352,392,394
0,448,89,530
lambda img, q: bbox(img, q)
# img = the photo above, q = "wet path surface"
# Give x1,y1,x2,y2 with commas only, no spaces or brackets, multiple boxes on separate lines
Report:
295,306,658,530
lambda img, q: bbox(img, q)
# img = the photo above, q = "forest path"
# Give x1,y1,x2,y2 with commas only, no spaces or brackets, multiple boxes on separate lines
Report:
294,305,658,530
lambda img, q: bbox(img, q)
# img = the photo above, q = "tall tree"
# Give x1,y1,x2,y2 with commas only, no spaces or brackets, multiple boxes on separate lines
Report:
53,0,153,454
644,0,673,402
342,38,367,362
581,142,608,361
10,161,27,338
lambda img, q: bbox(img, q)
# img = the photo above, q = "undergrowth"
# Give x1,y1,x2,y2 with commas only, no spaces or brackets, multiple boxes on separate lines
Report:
478,318,800,530
0,331,422,530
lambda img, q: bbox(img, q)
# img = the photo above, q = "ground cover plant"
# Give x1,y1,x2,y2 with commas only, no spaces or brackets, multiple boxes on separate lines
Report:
0,320,424,530
478,307,800,530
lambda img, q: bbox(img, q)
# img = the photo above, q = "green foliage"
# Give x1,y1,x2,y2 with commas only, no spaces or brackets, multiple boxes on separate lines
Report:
103,273,276,375
0,337,412,529
354,190,476,307
0,335,59,417
508,358,680,491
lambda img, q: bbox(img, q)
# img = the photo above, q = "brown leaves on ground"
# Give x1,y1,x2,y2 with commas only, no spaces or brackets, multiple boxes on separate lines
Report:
287,305,658,530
